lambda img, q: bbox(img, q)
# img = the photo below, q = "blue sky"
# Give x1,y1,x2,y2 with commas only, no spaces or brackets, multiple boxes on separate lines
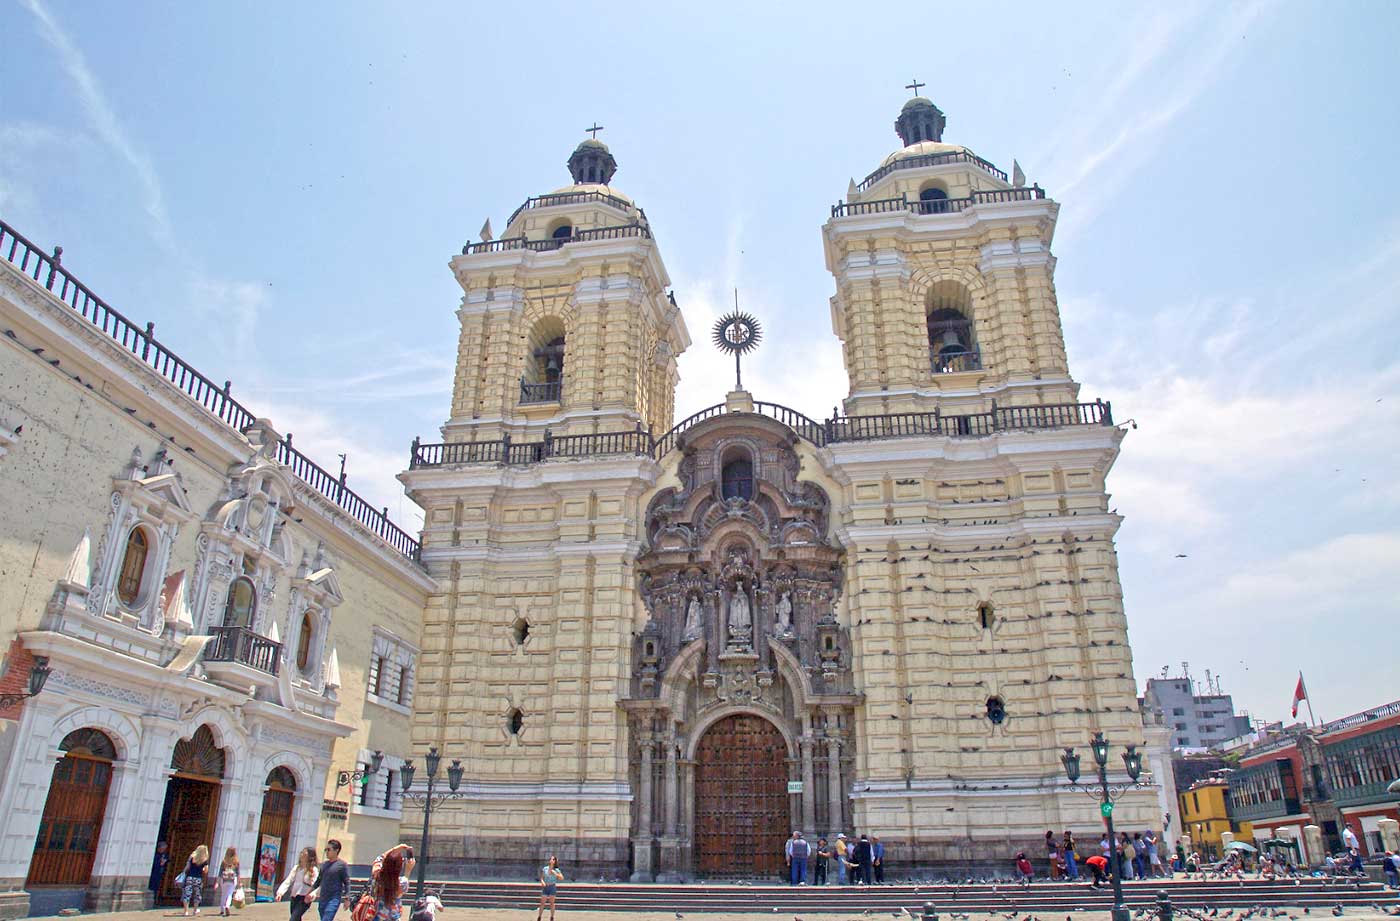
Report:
3,0,1397,725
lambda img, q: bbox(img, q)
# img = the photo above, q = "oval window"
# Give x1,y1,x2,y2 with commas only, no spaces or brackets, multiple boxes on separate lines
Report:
116,528,149,606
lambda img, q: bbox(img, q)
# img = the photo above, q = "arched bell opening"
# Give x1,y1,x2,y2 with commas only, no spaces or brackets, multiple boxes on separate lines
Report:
926,280,980,373
521,316,566,404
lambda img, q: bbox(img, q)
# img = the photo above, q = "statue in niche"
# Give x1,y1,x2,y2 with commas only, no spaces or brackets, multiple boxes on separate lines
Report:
774,590,794,637
728,580,752,646
683,595,704,642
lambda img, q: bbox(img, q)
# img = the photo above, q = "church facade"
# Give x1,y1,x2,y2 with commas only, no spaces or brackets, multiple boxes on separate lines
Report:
401,96,1172,880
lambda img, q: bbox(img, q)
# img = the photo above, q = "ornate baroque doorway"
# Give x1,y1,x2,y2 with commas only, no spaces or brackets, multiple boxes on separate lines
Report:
156,726,226,904
694,714,789,878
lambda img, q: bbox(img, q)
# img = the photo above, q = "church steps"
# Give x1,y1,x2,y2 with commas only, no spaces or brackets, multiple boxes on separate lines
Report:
383,879,1398,912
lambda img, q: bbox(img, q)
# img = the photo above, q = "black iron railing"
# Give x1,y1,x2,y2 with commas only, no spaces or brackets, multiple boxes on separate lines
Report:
461,223,651,256
831,186,1046,219
506,190,638,226
409,399,1113,469
932,349,982,373
0,218,421,560
857,149,1009,191
520,379,562,404
204,625,282,675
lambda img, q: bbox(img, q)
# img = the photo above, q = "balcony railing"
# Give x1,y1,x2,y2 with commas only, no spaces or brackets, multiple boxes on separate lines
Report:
462,223,651,256
520,378,562,404
409,399,1113,470
933,349,982,373
204,625,282,675
0,218,421,561
831,186,1046,219
857,149,1009,192
506,190,641,226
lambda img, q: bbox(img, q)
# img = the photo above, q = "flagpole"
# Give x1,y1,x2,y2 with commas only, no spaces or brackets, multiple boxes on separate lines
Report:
1302,673,1317,727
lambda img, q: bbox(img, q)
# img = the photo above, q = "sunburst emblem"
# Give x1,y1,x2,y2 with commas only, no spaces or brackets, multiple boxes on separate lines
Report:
712,307,762,390
712,310,762,355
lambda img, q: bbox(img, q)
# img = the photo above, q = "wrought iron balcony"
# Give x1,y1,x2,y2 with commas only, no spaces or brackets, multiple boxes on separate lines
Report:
830,186,1046,219
462,223,652,256
520,378,562,404
408,399,1114,470
204,625,282,675
932,348,982,373
506,190,643,226
857,149,1008,192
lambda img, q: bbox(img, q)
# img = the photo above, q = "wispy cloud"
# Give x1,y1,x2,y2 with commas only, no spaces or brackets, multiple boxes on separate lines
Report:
19,0,175,251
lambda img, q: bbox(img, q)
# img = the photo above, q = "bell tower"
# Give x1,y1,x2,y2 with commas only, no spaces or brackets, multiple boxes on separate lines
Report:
443,132,689,443
824,94,1072,417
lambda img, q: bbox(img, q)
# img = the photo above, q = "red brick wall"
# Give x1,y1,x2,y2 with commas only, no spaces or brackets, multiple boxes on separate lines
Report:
0,638,39,721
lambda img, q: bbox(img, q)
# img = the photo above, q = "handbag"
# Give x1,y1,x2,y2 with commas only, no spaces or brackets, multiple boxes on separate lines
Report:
350,881,376,921
176,872,187,885
232,886,245,909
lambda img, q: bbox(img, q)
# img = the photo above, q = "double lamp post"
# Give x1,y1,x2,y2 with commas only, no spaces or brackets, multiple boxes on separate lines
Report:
399,747,465,903
1062,731,1146,921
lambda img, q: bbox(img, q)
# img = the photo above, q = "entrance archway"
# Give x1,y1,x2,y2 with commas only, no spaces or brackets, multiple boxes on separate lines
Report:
27,729,117,887
253,767,296,901
693,713,790,878
156,726,227,905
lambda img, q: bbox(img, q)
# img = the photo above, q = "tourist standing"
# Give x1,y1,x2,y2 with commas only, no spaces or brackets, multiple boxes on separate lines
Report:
1145,830,1164,878
277,848,320,921
306,839,350,921
813,838,830,886
871,836,884,884
1381,851,1398,889
216,848,240,917
149,841,170,900
834,834,849,885
1062,831,1079,881
368,845,411,921
785,831,810,885
1131,833,1147,879
853,834,873,885
536,854,564,921
181,845,210,917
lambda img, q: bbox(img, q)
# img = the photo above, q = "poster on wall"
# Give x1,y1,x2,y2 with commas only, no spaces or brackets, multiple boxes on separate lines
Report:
256,835,281,901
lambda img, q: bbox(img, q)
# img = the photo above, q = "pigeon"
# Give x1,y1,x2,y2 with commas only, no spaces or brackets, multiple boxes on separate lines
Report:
1330,907,1343,918
676,914,684,919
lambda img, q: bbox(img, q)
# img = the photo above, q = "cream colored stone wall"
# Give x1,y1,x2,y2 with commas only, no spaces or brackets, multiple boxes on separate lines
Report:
0,264,431,870
403,462,657,873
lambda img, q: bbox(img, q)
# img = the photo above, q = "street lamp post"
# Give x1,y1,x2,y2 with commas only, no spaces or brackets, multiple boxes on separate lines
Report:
399,747,465,904
1061,731,1146,921
333,750,384,792
0,657,52,709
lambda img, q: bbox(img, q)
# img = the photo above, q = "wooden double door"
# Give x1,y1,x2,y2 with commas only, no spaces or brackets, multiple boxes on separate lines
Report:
27,749,114,886
157,777,221,904
693,714,790,878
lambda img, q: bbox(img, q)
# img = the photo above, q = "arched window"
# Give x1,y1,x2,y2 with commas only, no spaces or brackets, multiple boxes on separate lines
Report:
721,454,755,501
926,280,979,373
551,222,573,241
918,184,950,214
223,577,257,628
295,612,314,672
116,527,149,606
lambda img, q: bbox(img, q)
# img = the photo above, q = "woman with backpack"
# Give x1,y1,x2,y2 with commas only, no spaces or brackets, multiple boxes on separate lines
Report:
217,848,241,916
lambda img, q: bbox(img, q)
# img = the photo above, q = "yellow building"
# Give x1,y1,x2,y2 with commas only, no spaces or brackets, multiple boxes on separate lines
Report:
1180,777,1253,860
399,92,1167,881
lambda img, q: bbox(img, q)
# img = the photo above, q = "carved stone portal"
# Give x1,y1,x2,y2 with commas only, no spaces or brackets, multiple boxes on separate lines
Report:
623,413,857,880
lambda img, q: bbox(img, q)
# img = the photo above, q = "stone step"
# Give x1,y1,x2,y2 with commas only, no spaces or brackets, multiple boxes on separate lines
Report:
374,879,1400,912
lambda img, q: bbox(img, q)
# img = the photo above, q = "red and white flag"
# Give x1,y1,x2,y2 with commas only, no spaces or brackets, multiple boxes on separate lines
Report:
1291,673,1308,719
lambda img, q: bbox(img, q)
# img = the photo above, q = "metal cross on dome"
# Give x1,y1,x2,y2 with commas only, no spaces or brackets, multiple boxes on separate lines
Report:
712,291,762,391
586,123,605,139
905,79,926,96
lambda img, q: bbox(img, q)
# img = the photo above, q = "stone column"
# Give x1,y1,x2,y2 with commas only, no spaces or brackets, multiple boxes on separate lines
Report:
657,735,683,881
800,734,816,835
826,733,843,837
629,735,655,882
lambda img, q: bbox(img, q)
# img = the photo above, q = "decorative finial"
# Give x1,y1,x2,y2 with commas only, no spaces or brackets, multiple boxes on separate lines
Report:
711,290,762,391
905,79,926,97
586,123,605,140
